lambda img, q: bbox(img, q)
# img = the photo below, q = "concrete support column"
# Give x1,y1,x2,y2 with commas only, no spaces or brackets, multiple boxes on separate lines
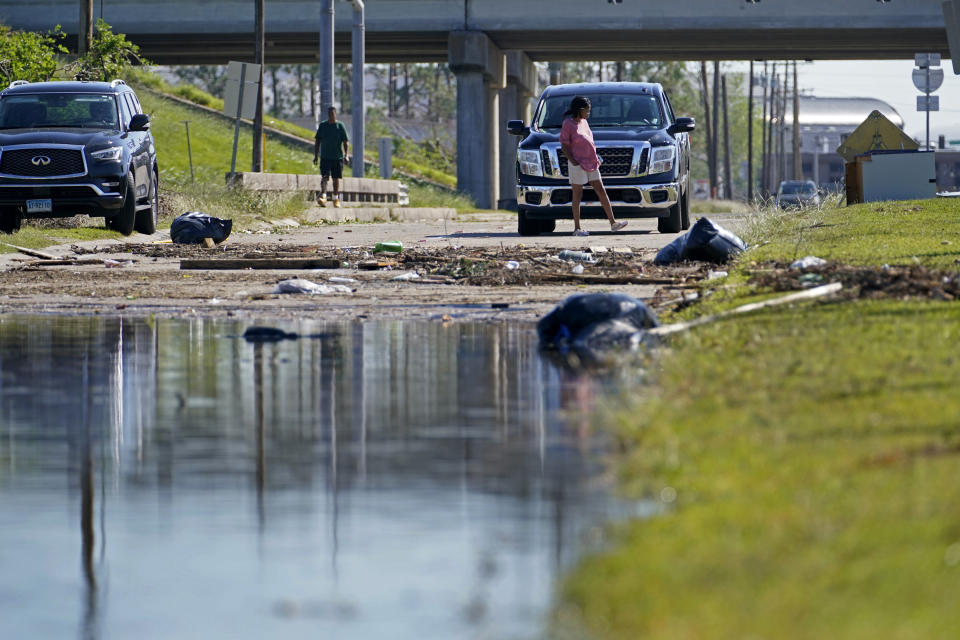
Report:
498,51,537,210
449,31,505,210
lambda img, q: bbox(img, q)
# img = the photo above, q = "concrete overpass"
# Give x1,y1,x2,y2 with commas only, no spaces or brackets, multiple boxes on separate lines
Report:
1,0,954,209
0,0,951,63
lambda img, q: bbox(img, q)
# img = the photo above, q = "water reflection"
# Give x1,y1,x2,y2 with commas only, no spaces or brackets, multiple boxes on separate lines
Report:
0,316,636,639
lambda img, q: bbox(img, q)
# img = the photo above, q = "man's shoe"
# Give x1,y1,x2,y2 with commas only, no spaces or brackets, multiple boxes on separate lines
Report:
333,197,342,208
318,195,328,207
573,229,589,237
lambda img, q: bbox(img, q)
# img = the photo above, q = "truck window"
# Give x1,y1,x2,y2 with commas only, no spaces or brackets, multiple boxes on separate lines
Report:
535,93,663,129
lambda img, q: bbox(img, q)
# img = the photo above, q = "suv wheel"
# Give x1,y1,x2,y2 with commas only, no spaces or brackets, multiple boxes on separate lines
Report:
539,219,556,234
657,199,683,234
135,169,159,235
108,173,137,236
517,208,541,236
0,208,22,234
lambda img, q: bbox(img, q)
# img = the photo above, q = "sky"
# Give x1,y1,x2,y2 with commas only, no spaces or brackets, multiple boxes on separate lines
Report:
798,59,960,145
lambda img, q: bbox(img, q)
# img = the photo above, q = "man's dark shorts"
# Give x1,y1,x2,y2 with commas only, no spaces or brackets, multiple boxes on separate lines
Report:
320,158,343,180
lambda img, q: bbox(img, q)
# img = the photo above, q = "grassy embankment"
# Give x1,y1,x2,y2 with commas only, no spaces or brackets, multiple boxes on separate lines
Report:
558,199,960,639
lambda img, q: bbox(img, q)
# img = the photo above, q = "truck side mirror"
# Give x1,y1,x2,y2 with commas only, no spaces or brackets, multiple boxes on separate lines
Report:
128,113,151,131
667,117,695,135
507,119,529,136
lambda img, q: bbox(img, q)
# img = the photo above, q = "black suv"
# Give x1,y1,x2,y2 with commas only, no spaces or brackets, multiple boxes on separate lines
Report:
0,79,158,235
508,82,695,235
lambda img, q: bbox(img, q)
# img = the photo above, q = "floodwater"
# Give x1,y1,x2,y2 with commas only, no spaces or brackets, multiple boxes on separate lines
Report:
0,316,646,640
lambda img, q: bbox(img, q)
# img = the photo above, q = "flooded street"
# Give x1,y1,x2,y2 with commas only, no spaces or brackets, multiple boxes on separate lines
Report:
0,315,647,639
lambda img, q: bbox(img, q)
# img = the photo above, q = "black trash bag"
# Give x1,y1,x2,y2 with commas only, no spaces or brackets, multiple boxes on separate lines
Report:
170,211,233,245
653,216,747,265
537,293,659,352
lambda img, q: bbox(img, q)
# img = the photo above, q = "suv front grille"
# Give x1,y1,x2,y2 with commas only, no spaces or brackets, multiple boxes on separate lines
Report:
0,148,85,178
554,146,635,178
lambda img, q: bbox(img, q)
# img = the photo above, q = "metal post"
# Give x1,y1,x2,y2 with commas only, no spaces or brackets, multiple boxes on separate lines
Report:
320,0,335,115
378,137,392,179
230,64,247,174
351,0,365,177
926,65,931,150
252,0,264,172
722,75,733,200
712,61,720,198
792,61,801,179
183,121,195,182
748,61,754,202
760,62,768,197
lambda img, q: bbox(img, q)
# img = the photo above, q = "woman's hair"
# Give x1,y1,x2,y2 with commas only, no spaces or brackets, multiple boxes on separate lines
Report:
563,95,591,118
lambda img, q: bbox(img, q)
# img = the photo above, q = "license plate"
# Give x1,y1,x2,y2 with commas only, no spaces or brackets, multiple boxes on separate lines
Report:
26,198,52,214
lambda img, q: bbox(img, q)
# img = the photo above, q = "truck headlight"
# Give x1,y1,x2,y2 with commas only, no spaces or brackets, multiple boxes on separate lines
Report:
518,150,543,177
90,146,122,162
649,146,675,174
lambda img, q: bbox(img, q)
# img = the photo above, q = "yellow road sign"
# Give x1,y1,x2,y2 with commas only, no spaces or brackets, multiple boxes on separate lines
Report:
836,110,919,163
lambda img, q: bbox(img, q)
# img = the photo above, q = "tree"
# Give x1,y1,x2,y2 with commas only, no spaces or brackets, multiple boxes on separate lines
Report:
71,19,148,82
0,24,67,84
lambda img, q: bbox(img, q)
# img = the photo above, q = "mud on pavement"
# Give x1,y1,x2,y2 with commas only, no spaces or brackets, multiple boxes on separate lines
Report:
0,241,711,323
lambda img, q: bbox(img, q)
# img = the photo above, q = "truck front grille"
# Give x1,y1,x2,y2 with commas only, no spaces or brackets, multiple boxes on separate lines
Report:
0,148,85,178
554,146,635,177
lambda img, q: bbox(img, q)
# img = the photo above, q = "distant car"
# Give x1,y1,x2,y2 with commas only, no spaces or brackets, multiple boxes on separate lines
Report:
0,79,159,235
776,180,821,209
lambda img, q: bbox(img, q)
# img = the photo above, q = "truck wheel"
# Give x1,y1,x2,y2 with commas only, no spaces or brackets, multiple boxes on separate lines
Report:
0,208,22,234
107,173,137,236
657,199,683,234
518,208,541,236
135,170,159,235
539,219,556,233
680,188,691,230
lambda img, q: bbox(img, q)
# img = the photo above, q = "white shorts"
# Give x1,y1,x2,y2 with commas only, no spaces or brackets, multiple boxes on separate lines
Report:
568,164,600,185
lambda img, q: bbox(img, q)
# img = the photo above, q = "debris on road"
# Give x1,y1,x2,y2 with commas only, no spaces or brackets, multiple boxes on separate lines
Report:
171,212,233,245
273,278,352,294
538,292,660,354
790,256,828,270
654,217,747,265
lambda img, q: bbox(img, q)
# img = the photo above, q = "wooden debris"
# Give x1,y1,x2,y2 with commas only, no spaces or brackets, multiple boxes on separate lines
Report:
180,257,342,270
1,243,61,260
358,260,395,270
202,238,216,248
649,282,843,337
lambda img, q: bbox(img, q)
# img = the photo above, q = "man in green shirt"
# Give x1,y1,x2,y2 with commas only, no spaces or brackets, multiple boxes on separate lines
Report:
313,106,350,207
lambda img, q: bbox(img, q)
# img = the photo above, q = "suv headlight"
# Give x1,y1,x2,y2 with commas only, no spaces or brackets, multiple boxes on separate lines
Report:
518,149,543,177
90,146,122,162
649,146,675,175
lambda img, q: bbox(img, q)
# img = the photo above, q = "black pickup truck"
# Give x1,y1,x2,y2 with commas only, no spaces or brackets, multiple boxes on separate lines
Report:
0,80,159,235
508,82,695,235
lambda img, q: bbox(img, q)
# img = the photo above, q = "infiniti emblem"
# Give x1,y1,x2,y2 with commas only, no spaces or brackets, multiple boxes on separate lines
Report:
31,155,51,166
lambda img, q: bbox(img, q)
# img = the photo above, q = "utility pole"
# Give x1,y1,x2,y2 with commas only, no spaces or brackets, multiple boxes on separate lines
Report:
761,62,769,196
748,61,755,202
699,62,714,199
778,68,787,190
792,60,801,179
722,75,733,200
252,0,265,172
79,0,93,55
712,61,720,198
320,0,335,115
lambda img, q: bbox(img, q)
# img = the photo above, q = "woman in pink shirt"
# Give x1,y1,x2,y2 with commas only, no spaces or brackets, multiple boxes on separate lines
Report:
559,96,627,237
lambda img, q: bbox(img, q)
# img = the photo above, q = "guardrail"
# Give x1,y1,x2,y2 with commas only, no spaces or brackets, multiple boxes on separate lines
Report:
226,171,406,205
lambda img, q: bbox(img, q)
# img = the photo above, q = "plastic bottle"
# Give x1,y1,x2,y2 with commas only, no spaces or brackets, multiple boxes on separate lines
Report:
558,249,595,263
373,241,403,254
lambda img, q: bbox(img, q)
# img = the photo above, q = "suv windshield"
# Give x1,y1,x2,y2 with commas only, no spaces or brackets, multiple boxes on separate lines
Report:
536,93,663,129
0,93,119,130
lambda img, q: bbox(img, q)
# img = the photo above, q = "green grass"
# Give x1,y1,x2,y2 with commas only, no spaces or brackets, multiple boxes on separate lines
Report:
558,198,960,640
743,198,960,269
